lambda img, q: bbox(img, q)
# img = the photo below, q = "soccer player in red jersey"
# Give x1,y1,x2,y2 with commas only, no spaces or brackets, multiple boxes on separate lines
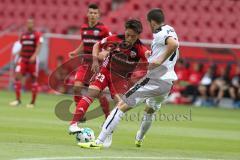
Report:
68,4,111,120
69,19,150,139
9,18,43,108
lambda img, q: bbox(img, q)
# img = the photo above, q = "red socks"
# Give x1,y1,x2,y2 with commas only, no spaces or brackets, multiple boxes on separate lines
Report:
70,95,110,125
31,82,38,104
70,96,93,125
14,80,38,104
14,80,21,101
99,96,110,119
74,95,82,105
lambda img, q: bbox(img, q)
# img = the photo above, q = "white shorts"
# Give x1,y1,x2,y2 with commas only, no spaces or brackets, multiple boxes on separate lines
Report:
122,77,172,111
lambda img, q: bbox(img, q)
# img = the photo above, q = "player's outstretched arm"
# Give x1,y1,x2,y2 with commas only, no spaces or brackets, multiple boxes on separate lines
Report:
91,42,101,72
148,37,178,70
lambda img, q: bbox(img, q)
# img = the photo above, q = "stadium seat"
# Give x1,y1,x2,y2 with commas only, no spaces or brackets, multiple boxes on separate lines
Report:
0,0,239,44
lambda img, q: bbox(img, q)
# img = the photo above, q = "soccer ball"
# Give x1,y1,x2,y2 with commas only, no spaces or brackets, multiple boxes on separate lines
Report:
76,128,95,143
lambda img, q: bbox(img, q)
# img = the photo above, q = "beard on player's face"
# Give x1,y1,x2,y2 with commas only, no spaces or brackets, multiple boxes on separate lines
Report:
125,29,139,45
27,26,33,31
149,20,160,33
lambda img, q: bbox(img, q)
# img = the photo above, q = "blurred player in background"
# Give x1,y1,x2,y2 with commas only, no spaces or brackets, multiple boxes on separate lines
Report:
78,8,179,149
68,4,111,121
9,18,43,108
69,19,150,137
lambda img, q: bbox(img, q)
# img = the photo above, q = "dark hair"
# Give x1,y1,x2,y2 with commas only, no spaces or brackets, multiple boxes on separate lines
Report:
88,3,99,10
147,8,164,24
223,64,231,78
125,19,143,34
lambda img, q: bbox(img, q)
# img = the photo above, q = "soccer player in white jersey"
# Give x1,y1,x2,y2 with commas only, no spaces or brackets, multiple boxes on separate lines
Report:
78,8,179,149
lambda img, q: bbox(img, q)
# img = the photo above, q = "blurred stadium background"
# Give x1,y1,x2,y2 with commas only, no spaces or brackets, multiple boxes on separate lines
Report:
0,0,240,160
0,0,240,108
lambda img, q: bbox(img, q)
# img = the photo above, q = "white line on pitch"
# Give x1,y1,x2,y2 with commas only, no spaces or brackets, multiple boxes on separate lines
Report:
14,156,224,160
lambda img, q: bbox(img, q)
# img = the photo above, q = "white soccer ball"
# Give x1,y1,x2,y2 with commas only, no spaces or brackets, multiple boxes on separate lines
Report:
76,128,95,143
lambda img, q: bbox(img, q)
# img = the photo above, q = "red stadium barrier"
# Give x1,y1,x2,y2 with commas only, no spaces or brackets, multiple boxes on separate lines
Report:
0,34,18,89
0,34,18,68
1,33,240,91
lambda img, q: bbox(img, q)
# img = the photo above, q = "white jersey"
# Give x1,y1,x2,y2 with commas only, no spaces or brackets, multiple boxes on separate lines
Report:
148,25,179,82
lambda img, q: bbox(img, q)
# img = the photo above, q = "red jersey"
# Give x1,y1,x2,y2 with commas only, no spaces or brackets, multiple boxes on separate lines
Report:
19,31,42,59
99,35,148,78
80,22,111,54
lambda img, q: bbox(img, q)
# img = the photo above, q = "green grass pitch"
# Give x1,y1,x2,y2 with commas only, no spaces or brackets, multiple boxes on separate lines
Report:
0,91,240,160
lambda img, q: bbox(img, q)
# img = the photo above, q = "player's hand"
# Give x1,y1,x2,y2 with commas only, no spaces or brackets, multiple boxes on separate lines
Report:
91,60,99,73
98,50,109,61
29,56,36,63
145,50,152,58
69,52,77,59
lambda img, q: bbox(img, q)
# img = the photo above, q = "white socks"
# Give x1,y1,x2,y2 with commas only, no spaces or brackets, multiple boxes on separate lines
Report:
96,108,124,144
95,109,154,144
136,112,154,140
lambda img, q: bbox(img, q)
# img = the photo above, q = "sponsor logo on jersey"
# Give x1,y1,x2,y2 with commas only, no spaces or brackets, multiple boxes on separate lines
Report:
130,51,137,58
83,39,98,43
22,40,34,45
30,34,35,39
93,30,100,36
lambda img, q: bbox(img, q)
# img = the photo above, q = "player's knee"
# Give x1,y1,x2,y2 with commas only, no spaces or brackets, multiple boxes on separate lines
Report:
73,82,83,93
113,94,122,103
30,76,37,83
15,73,22,80
87,85,101,98
117,101,131,113
144,107,155,114
73,86,82,94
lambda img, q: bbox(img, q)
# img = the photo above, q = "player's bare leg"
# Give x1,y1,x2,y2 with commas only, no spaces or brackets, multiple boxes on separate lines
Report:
10,72,23,106
113,94,123,103
99,93,110,119
135,106,155,147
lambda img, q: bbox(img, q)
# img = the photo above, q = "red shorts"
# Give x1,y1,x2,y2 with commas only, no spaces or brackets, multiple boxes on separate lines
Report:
15,58,38,77
74,63,94,84
90,67,129,99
